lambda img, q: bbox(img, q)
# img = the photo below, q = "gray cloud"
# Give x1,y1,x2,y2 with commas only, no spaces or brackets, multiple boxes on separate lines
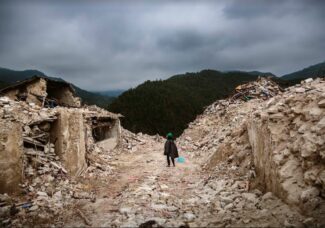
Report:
0,0,324,90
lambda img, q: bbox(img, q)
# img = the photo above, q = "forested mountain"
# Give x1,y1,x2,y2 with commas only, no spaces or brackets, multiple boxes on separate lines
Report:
109,61,325,137
109,70,265,137
282,61,325,80
0,67,46,83
0,80,10,89
229,70,276,77
73,86,115,108
0,67,114,108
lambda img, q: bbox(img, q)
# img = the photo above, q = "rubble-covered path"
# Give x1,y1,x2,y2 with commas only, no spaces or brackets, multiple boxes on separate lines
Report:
63,141,307,228
1,78,324,227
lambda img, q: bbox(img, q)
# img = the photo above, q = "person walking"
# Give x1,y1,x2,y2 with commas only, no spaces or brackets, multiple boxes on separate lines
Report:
164,132,179,167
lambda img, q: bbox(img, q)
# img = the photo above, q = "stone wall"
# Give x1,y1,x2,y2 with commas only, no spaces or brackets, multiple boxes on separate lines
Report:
0,119,23,194
4,89,19,102
247,120,297,203
2,78,81,107
25,78,47,106
51,108,87,176
46,83,81,107
60,88,81,107
247,80,325,218
179,78,325,221
95,119,121,151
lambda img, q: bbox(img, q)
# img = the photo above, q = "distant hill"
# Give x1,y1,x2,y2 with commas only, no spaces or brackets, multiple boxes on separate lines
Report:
282,61,325,80
247,71,276,77
0,67,46,83
0,67,114,108
0,80,10,89
93,89,125,97
109,70,264,137
109,61,325,137
73,86,115,108
229,70,276,77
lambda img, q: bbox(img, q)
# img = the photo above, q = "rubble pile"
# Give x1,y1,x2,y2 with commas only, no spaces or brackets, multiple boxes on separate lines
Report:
0,96,66,178
0,178,97,226
179,163,306,228
247,77,325,219
177,98,260,166
84,157,307,228
120,128,163,153
231,76,283,101
177,77,281,162
82,122,162,178
22,117,67,177
81,105,122,178
178,77,325,224
83,145,115,178
0,96,56,124
0,97,125,226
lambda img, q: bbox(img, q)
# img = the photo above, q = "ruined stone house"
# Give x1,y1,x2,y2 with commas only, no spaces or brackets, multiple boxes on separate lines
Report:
0,77,121,194
0,76,81,108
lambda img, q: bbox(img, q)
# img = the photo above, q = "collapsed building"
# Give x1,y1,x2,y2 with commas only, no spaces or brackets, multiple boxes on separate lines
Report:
2,75,325,227
0,76,121,194
0,76,81,108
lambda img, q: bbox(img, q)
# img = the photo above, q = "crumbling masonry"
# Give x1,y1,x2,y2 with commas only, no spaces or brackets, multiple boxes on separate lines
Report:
0,120,23,194
0,76,81,108
0,77,121,194
178,77,325,224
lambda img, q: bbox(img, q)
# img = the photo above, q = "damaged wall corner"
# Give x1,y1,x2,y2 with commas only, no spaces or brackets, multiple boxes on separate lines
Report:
247,119,307,208
107,118,122,150
116,118,122,146
51,108,87,176
246,120,287,200
46,81,81,108
0,119,23,194
2,78,47,106
25,78,47,106
90,116,122,151
0,76,81,108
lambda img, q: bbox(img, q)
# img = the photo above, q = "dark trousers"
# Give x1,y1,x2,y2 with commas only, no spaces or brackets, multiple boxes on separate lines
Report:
167,155,175,166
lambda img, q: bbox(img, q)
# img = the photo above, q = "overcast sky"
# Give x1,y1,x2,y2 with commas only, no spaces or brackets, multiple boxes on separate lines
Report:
0,0,324,90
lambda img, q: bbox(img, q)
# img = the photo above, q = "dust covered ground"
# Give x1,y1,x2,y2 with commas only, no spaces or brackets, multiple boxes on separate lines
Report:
62,140,308,227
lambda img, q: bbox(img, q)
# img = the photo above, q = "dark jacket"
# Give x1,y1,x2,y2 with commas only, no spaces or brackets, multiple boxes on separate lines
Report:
164,140,179,158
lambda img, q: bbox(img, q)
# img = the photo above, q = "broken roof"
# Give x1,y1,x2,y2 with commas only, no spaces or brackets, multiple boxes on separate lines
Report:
0,75,77,95
83,105,123,120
